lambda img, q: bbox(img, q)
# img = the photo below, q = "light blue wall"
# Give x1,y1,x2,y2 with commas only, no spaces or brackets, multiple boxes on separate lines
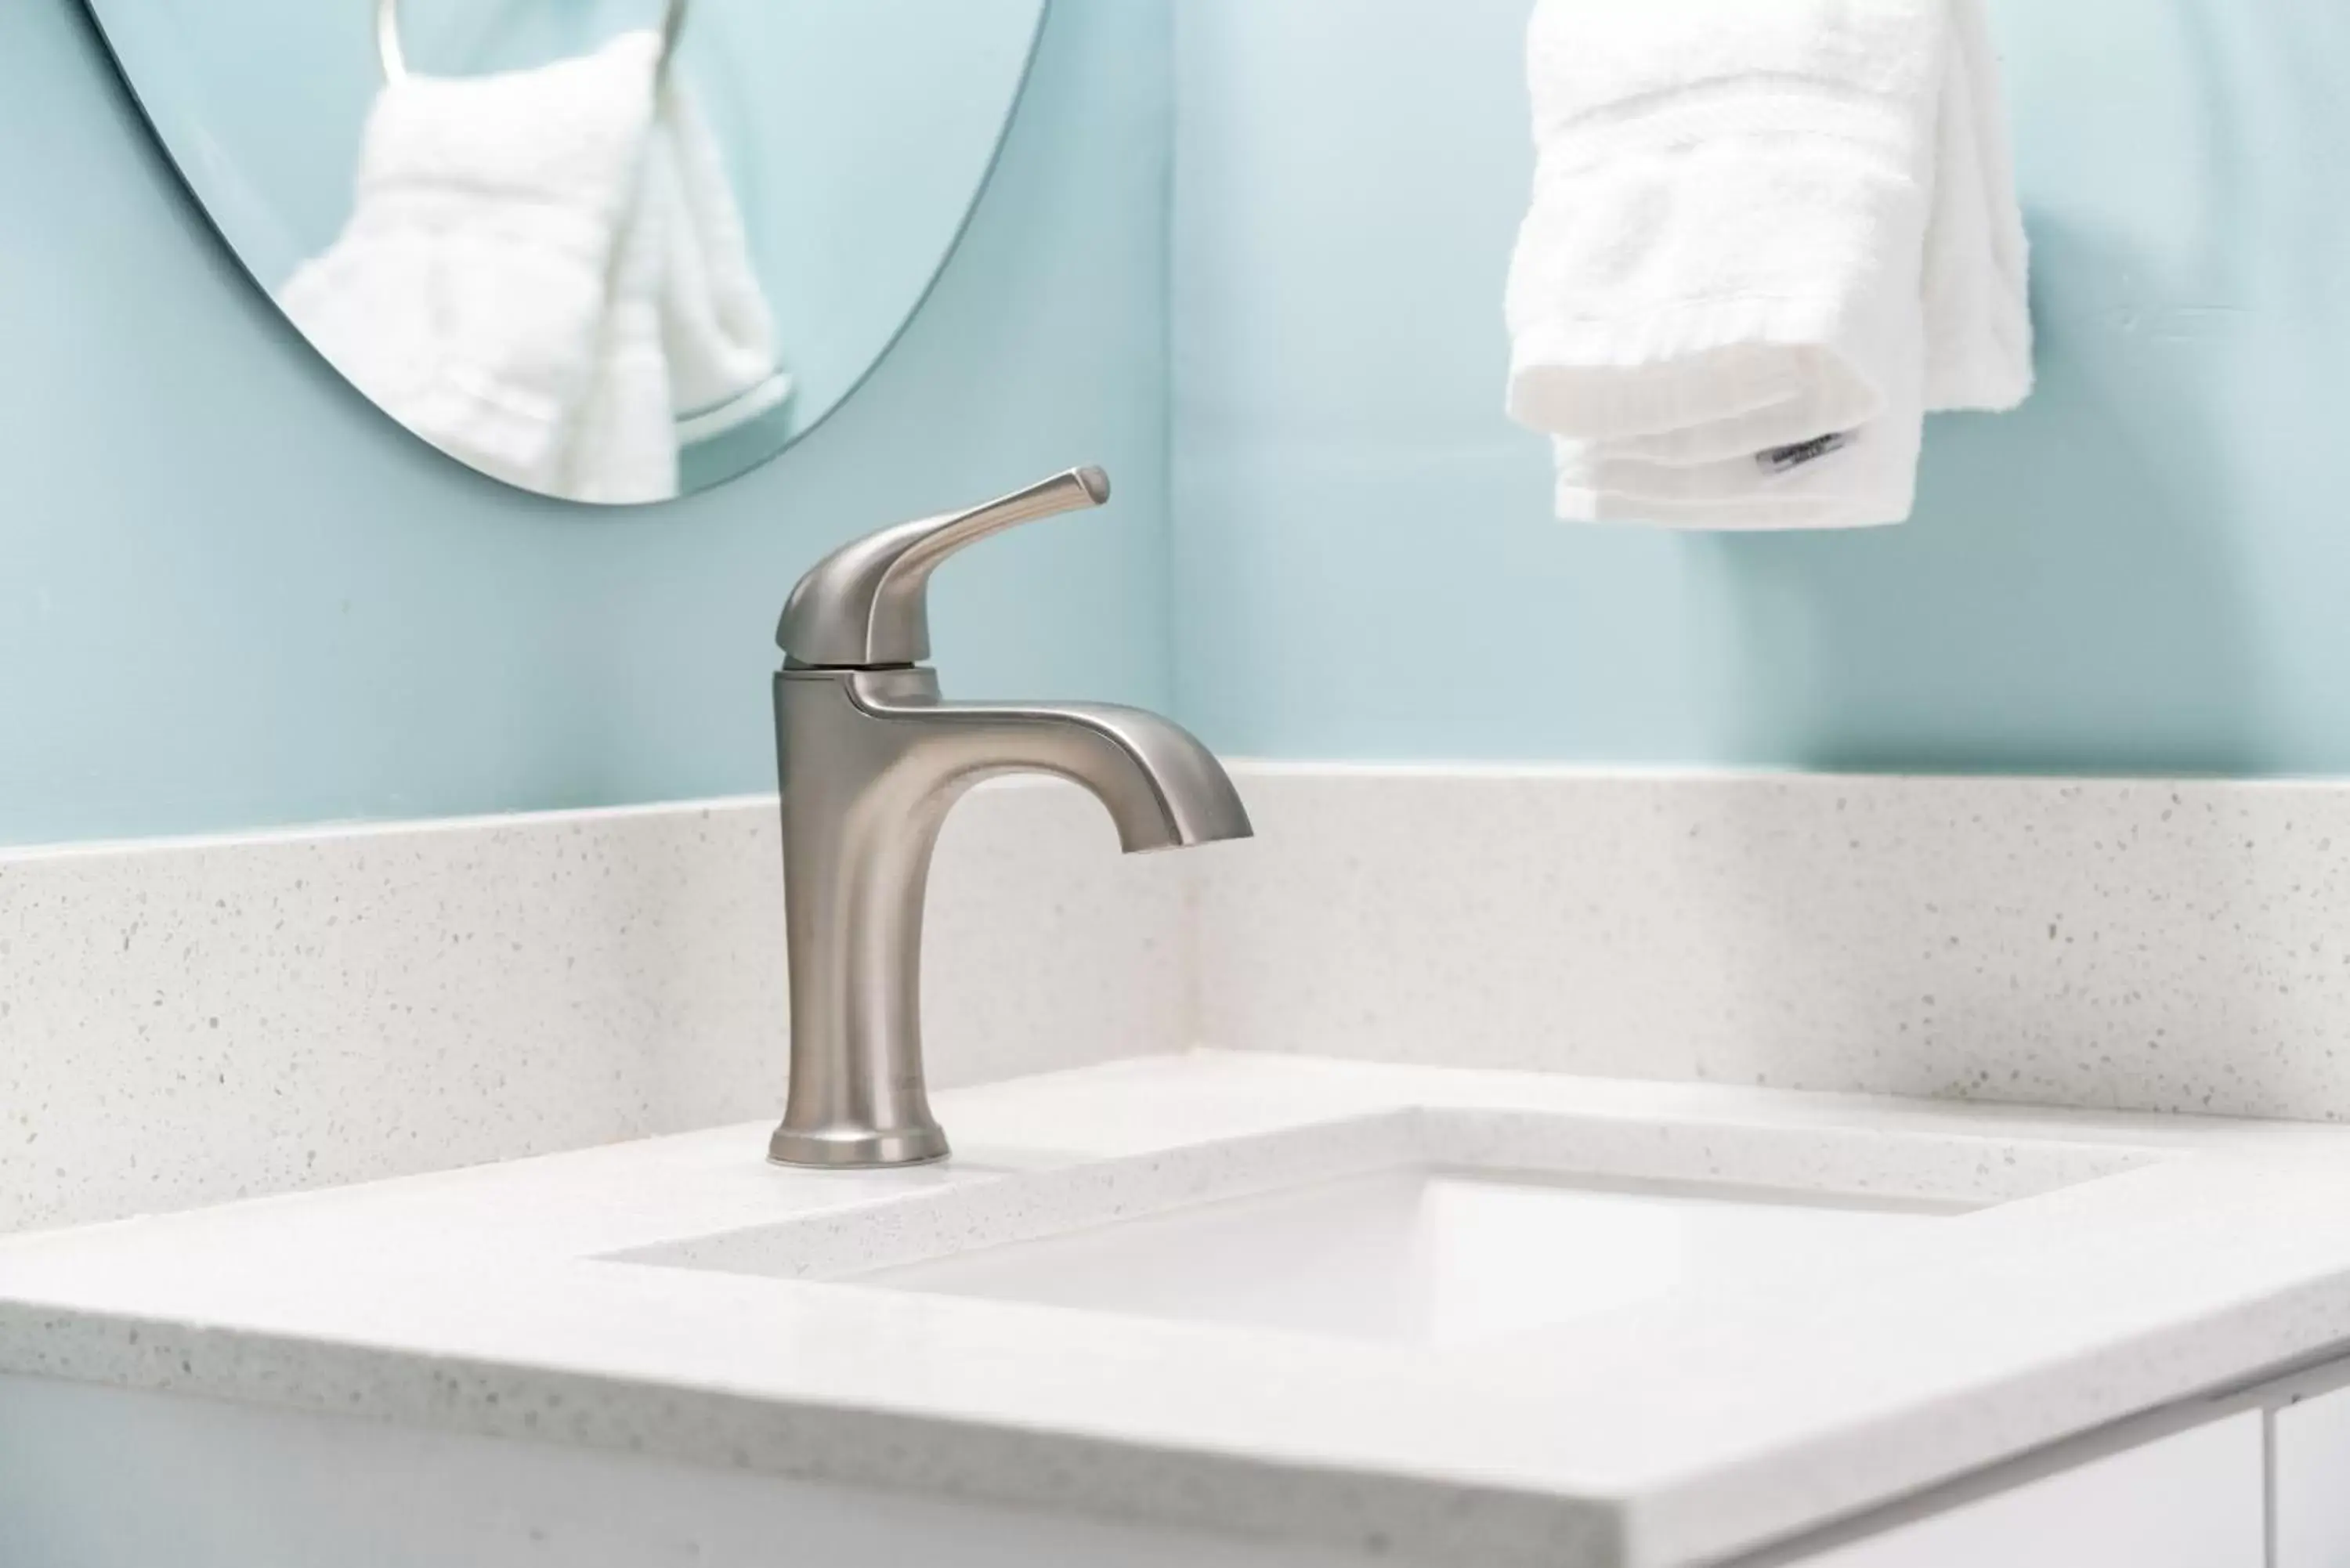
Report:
1172,0,2350,774
0,0,1173,847
14,0,2348,853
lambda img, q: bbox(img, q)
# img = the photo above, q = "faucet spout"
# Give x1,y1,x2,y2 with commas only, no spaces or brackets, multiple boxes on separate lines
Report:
858,685,1253,854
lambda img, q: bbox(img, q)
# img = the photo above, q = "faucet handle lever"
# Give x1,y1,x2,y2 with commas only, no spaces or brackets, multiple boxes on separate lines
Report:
777,467,1112,668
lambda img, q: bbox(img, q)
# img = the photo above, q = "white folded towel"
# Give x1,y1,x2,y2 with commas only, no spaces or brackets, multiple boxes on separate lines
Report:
1504,0,2030,529
280,34,788,504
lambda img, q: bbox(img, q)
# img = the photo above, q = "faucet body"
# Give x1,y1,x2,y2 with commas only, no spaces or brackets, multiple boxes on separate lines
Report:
768,470,1252,1168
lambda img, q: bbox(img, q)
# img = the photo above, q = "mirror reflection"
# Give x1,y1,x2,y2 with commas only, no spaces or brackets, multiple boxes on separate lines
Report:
82,0,1048,503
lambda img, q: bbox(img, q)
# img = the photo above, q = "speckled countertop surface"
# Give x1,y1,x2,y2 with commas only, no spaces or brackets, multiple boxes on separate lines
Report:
7,1051,2350,1568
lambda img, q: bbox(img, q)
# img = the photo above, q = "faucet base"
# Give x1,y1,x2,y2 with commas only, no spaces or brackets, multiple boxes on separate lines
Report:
768,1122,951,1169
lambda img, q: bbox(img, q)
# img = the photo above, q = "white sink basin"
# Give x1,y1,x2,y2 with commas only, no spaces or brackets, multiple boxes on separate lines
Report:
864,1165,1958,1345
619,1100,2149,1346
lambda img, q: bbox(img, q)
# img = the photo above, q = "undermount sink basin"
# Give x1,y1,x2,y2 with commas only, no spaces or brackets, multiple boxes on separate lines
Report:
862,1165,1958,1346
616,1100,2153,1347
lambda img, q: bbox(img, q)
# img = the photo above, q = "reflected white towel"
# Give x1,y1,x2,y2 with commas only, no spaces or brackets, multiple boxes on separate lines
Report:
1504,0,2030,529
280,34,787,504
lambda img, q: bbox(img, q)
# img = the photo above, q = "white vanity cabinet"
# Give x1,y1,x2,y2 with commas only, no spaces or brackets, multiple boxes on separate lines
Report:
1784,1413,2265,1568
2275,1380,2350,1567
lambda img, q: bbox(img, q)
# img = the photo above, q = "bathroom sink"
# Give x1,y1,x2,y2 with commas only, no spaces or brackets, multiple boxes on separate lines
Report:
616,1100,2151,1347
16,1051,2343,1568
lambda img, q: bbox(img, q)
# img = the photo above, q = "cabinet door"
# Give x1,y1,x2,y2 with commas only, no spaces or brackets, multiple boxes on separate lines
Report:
2276,1382,2350,1567
1787,1412,2264,1568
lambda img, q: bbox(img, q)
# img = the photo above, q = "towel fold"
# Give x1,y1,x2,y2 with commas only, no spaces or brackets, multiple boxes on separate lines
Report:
1504,0,2030,529
280,34,786,504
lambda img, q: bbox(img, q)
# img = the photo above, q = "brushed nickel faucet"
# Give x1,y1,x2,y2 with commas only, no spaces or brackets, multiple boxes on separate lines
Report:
766,467,1253,1169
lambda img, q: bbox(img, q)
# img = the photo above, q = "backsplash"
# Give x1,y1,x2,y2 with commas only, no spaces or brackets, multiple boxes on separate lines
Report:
21,766,2350,1234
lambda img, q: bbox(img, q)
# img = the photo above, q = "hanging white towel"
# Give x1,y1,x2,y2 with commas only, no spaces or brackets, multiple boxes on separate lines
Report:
1504,0,2030,529
280,34,787,504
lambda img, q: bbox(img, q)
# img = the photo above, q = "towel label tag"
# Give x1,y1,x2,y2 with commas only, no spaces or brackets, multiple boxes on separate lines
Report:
1758,432,1854,475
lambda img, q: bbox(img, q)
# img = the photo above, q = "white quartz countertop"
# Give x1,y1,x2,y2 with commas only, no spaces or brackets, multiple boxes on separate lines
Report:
8,1052,2350,1567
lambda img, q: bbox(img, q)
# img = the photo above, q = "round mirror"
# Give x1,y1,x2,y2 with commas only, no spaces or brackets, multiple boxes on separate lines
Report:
80,0,1048,504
